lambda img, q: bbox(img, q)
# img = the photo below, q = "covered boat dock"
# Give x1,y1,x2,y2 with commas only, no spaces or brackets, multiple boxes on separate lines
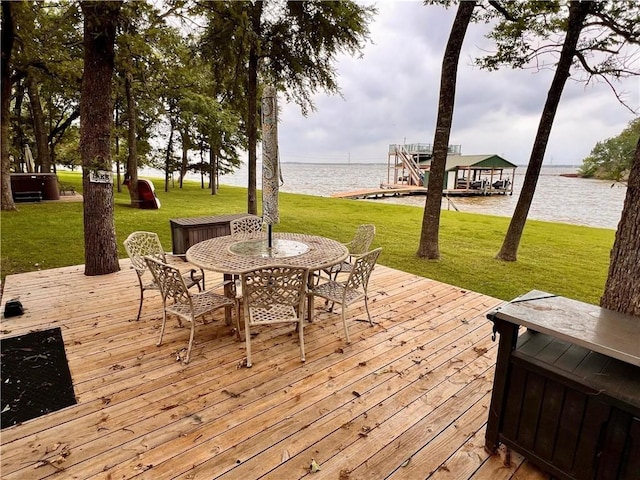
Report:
379,144,517,197
443,154,516,196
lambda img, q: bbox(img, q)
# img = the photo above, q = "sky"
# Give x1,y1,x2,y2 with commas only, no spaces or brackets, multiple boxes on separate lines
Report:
274,1,639,166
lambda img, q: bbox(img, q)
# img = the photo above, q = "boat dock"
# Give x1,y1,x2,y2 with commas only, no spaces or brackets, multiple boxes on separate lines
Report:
331,186,427,200
331,184,513,200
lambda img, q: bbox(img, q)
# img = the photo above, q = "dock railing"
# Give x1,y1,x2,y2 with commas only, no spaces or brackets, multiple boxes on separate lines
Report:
396,146,423,186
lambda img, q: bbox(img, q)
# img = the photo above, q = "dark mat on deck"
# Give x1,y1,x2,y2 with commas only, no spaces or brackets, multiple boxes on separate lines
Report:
1,327,76,429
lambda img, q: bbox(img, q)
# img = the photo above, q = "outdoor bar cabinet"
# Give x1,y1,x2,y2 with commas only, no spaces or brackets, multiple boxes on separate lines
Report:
169,214,258,255
485,290,640,480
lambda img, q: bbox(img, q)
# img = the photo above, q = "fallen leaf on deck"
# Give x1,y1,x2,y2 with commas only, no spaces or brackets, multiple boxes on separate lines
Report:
221,389,241,398
473,346,488,356
310,459,322,473
374,368,397,375
339,468,351,479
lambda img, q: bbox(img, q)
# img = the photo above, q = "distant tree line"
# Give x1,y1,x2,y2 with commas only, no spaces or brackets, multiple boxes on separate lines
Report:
579,118,640,181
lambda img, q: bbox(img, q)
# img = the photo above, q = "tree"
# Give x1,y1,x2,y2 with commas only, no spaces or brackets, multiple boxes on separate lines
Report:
1,2,16,211
5,2,83,175
200,1,375,214
115,1,181,204
474,1,640,261
601,138,640,316
178,91,244,194
79,1,122,276
417,1,476,259
579,117,640,180
496,1,593,260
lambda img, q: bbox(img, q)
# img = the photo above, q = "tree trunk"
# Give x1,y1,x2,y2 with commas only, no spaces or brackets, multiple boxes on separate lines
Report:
601,138,640,316
417,1,476,259
125,70,139,204
1,2,16,210
79,1,122,276
26,70,52,172
496,1,592,261
164,115,175,192
210,148,218,195
179,127,189,189
11,79,26,170
114,105,121,192
48,108,80,159
246,1,263,215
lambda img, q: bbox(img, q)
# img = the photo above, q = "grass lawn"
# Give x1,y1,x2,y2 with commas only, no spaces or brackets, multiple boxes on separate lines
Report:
1,171,615,304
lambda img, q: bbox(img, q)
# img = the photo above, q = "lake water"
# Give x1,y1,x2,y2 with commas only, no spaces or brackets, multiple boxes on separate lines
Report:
210,163,625,230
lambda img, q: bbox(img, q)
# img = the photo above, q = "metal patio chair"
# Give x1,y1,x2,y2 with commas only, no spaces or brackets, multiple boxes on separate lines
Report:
144,256,236,364
240,265,309,367
323,224,376,281
229,215,264,239
311,247,382,344
124,231,205,322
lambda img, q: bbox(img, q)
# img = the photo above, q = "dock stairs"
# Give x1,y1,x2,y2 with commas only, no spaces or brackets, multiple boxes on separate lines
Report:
393,145,423,186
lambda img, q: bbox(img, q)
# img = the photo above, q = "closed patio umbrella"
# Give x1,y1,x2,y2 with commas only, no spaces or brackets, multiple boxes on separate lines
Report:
24,144,35,173
262,85,280,248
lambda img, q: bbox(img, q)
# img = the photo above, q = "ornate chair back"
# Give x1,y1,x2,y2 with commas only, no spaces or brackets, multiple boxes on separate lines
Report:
241,265,309,367
124,231,166,277
345,247,382,294
230,216,264,239
346,224,376,256
124,231,204,321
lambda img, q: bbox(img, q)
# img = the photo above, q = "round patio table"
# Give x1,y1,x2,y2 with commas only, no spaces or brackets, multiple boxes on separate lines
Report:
186,232,349,275
186,233,349,324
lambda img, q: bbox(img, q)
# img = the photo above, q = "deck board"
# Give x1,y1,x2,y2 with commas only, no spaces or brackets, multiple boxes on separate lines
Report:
0,260,551,480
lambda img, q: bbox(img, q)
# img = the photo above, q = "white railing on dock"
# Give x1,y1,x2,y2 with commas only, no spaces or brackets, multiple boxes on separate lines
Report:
388,143,462,155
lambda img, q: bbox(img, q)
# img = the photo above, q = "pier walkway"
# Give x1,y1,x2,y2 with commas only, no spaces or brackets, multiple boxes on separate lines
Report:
331,186,427,199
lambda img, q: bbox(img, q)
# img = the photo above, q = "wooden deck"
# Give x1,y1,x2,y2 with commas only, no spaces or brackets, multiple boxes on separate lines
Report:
0,260,552,479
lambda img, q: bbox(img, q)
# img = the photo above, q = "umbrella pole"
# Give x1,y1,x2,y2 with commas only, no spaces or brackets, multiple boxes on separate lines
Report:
267,225,273,249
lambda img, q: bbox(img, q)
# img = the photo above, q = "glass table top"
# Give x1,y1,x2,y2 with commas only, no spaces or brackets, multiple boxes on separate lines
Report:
228,238,310,259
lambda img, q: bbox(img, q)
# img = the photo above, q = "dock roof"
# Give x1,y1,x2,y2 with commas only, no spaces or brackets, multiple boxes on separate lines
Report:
444,154,517,171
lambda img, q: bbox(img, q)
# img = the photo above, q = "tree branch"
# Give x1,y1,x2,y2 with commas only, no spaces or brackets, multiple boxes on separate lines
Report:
487,1,516,21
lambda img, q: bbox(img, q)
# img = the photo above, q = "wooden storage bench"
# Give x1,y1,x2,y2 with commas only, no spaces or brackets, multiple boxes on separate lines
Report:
486,291,640,480
169,214,256,255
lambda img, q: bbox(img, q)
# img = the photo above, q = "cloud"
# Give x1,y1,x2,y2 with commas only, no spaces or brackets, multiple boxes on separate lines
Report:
277,1,639,166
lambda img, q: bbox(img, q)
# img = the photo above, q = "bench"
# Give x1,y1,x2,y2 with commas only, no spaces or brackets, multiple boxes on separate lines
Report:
485,291,640,480
13,191,43,203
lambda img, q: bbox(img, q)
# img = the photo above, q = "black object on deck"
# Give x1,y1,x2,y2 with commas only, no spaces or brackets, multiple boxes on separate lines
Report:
485,291,640,480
